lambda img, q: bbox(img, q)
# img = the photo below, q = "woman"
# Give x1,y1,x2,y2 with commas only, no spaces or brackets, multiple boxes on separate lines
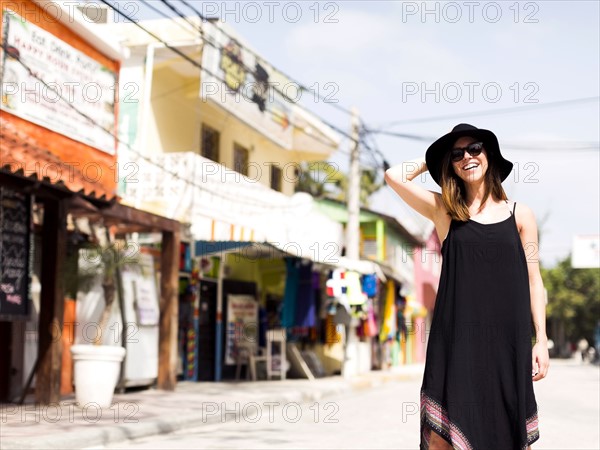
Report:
384,124,549,450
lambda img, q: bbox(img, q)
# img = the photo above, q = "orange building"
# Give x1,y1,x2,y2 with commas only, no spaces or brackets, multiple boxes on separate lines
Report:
0,0,180,404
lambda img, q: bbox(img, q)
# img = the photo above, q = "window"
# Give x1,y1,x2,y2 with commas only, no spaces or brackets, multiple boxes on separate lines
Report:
233,143,249,176
270,164,282,192
362,237,378,261
201,124,220,162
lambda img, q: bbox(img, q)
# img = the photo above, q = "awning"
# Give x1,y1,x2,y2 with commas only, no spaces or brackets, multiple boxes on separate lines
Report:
0,121,179,234
195,241,291,259
377,261,411,287
0,120,116,200
328,256,387,281
124,153,344,262
195,241,388,282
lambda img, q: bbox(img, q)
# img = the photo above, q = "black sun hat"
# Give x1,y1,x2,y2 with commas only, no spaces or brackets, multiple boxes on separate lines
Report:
425,123,513,187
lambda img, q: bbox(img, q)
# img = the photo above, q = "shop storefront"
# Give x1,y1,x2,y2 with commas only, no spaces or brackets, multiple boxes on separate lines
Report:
0,121,180,406
172,241,393,382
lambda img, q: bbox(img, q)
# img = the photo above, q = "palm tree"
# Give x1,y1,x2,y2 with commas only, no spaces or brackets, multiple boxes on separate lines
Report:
295,161,384,207
76,242,138,345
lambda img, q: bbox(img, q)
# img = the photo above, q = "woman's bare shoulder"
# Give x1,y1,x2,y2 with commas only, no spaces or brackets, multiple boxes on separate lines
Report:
513,200,537,233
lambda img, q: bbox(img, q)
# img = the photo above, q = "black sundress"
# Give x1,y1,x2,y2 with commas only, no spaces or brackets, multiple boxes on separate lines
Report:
420,200,540,450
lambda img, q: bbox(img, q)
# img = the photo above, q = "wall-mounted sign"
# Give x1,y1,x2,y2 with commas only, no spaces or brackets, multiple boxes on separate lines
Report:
572,235,600,269
0,187,31,318
200,23,293,149
225,294,258,365
1,9,117,154
121,253,160,326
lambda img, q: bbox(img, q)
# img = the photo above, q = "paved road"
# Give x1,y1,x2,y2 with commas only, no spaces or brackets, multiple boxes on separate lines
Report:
100,360,599,449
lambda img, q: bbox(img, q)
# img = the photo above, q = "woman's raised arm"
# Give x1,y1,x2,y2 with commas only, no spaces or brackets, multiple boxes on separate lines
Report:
384,156,440,222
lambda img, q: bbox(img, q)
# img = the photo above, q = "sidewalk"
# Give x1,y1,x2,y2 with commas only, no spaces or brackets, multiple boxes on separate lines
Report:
0,364,424,450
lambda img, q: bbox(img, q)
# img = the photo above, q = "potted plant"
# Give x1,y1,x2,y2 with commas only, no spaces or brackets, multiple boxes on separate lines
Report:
69,241,135,408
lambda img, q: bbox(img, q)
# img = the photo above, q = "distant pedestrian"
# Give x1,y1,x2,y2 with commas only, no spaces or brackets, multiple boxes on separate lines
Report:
577,338,589,363
385,124,549,450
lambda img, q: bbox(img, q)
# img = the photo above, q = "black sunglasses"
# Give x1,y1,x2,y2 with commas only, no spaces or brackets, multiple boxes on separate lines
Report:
450,142,484,162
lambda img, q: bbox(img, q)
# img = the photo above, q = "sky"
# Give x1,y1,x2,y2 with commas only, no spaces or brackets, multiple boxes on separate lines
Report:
115,0,600,268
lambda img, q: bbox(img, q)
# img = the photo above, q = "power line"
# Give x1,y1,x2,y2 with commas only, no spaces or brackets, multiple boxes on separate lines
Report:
360,133,430,235
372,96,600,129
150,78,199,101
99,0,355,148
174,0,354,117
365,129,600,151
131,0,354,122
133,1,428,237
98,0,348,153
137,0,198,37
156,0,202,37
364,129,434,141
502,143,599,151
0,42,318,212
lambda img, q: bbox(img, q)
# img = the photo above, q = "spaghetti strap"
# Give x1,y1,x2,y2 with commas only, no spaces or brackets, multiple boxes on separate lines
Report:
513,201,517,215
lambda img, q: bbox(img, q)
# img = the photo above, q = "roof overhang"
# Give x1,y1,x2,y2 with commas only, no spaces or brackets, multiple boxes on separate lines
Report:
31,0,129,60
195,241,388,281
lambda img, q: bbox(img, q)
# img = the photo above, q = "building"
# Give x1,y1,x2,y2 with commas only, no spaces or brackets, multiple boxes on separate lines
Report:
98,15,361,382
0,0,181,404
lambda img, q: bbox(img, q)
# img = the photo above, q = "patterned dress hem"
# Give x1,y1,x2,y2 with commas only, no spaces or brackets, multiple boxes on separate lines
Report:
420,390,540,450
521,409,540,450
420,389,474,450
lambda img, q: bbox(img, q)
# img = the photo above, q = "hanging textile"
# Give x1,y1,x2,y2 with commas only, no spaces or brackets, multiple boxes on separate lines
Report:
324,314,341,345
258,306,267,348
294,263,316,327
379,279,397,342
281,257,300,328
362,273,378,297
326,269,346,299
364,298,378,337
345,271,367,306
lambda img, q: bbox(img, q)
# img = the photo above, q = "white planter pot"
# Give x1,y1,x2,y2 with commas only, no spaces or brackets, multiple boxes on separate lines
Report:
71,345,126,408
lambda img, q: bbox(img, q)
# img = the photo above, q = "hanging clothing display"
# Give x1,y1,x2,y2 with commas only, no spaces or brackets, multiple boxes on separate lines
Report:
294,263,316,328
379,279,397,342
362,273,378,297
345,271,367,306
281,257,300,328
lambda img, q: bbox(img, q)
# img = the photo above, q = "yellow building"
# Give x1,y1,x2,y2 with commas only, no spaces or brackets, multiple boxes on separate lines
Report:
108,17,340,202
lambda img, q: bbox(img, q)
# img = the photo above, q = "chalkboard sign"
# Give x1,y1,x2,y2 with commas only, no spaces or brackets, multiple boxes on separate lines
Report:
0,187,32,318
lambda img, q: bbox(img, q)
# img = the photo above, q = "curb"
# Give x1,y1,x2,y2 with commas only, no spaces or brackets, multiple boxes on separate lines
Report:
1,369,422,449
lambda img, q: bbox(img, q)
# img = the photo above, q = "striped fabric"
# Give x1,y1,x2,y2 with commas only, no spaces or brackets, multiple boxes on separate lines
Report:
420,390,474,450
420,389,541,450
524,410,540,449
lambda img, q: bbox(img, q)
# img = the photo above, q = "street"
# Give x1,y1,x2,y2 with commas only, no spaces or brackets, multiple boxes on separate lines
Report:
102,359,599,449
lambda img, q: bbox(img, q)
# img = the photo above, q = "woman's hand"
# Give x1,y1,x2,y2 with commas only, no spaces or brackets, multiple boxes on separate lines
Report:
384,156,438,222
532,338,549,381
385,156,428,183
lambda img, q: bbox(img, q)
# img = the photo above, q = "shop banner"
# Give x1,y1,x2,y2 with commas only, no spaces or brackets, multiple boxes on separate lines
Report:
0,187,31,318
1,10,117,154
200,22,294,149
225,294,258,365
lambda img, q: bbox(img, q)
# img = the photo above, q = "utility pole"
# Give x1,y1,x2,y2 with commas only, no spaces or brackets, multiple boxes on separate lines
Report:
346,107,360,260
342,107,361,379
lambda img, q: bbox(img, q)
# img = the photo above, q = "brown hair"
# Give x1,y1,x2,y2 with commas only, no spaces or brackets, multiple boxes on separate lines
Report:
439,143,508,222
